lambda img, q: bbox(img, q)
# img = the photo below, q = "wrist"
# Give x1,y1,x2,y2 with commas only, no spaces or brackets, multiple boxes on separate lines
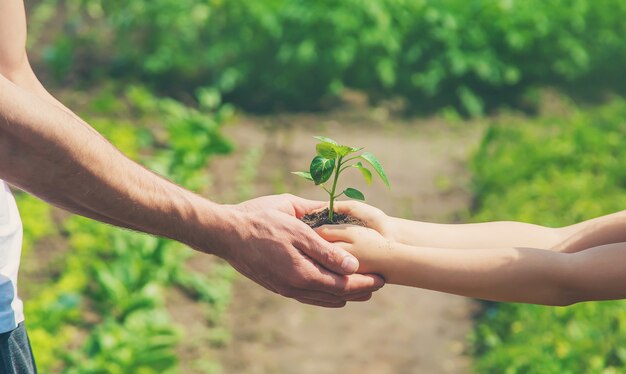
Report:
377,240,400,275
383,216,401,242
173,196,245,260
358,239,399,277
374,241,412,284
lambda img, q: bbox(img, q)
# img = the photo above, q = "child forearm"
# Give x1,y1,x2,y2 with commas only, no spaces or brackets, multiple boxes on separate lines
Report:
554,211,626,253
390,209,626,253
377,241,626,305
390,218,566,250
378,243,575,305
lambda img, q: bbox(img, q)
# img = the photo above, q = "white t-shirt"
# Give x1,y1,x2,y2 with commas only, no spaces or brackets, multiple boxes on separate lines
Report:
0,180,25,333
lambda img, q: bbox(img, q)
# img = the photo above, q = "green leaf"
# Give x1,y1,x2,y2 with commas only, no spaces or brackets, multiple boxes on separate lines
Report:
196,87,222,110
360,152,389,187
335,145,363,157
313,136,362,157
344,187,365,201
355,162,372,185
310,156,335,185
291,171,313,181
335,146,350,157
316,143,337,159
313,136,338,146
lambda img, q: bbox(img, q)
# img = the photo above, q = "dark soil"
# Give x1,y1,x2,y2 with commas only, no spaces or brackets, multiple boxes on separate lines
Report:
301,208,366,228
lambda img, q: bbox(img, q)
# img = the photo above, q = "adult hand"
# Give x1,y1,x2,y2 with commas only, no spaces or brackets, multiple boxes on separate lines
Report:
212,194,385,308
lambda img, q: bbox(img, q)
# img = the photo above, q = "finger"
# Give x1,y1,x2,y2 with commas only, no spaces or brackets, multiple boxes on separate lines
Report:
331,242,360,259
315,224,366,243
348,293,373,302
300,261,385,296
295,223,360,275
333,201,386,229
332,200,361,215
284,194,328,217
289,288,375,303
295,298,347,308
333,200,381,218
331,273,385,296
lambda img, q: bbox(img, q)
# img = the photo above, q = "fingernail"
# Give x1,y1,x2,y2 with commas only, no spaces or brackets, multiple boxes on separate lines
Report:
341,256,359,273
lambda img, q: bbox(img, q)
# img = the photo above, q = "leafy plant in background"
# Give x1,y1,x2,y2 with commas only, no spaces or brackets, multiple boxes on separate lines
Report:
14,194,54,254
29,0,626,115
470,99,626,373
293,136,389,222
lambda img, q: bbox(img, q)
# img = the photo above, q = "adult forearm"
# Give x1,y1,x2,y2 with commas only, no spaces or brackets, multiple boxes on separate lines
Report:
0,75,232,254
390,217,565,250
379,243,574,305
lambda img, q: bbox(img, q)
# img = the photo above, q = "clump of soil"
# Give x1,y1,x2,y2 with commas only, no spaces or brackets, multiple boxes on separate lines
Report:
301,208,366,228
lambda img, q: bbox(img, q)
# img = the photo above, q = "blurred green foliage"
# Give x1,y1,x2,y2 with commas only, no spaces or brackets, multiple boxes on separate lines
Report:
15,194,54,254
29,0,626,115
470,100,626,372
19,86,234,372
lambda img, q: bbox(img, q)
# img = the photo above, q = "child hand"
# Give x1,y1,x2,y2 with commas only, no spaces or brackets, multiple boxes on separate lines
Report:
332,201,397,240
316,224,392,275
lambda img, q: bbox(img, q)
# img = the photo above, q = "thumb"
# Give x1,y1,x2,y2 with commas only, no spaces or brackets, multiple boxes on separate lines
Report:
295,223,359,275
286,195,328,218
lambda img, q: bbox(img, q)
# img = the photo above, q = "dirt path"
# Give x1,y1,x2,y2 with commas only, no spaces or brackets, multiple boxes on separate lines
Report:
208,110,484,374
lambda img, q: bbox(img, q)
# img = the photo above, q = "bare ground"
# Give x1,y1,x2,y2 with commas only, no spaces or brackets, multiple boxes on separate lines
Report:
200,108,485,374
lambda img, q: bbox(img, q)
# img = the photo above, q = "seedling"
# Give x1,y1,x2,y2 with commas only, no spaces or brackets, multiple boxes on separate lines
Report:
293,136,389,223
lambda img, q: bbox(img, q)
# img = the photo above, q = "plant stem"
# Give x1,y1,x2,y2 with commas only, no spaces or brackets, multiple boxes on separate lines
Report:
342,155,361,164
338,164,354,174
328,156,343,222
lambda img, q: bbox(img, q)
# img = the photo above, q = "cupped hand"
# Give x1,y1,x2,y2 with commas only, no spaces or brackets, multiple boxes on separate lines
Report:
331,201,396,240
219,194,385,307
316,224,392,275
